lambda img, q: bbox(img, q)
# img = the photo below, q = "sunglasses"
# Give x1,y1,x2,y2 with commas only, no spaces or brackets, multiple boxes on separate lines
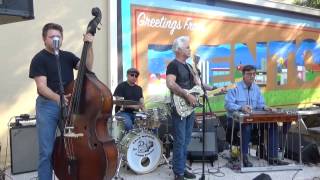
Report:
244,72,256,76
129,73,139,78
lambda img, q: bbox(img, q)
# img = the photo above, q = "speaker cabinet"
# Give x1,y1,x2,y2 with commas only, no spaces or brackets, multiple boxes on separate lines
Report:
10,125,38,174
285,132,320,164
187,130,218,165
0,0,34,25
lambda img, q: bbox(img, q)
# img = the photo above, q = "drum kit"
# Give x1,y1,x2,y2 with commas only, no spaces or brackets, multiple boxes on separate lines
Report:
109,99,173,179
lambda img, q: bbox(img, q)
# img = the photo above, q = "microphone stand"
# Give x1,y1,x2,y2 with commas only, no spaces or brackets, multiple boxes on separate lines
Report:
54,49,68,136
196,69,214,180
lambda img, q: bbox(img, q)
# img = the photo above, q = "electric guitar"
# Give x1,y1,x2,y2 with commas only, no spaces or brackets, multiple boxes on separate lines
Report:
172,85,204,117
172,84,233,117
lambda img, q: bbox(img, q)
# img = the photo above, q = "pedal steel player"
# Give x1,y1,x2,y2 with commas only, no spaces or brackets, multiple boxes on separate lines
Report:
225,65,289,167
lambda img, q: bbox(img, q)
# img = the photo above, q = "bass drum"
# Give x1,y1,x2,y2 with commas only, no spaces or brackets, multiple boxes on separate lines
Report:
120,129,162,174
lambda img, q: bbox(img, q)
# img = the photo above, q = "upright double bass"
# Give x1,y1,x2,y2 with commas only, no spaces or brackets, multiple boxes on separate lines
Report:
53,8,118,180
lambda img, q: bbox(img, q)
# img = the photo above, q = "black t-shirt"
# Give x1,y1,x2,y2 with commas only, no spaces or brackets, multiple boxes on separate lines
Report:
29,49,80,94
166,59,195,90
113,81,143,113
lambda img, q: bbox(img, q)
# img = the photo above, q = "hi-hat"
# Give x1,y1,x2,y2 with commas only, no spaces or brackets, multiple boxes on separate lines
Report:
113,99,140,106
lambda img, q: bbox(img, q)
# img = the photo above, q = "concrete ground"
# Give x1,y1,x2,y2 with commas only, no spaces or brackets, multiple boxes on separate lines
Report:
5,151,320,180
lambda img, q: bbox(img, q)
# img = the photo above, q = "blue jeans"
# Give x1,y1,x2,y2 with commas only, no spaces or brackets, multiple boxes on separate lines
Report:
172,111,195,176
115,111,135,131
36,96,60,180
267,123,279,158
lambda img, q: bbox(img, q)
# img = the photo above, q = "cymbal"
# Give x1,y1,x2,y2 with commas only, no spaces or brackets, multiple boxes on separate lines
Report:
113,99,140,106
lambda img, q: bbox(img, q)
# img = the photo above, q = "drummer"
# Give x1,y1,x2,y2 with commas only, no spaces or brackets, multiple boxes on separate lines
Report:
113,68,145,131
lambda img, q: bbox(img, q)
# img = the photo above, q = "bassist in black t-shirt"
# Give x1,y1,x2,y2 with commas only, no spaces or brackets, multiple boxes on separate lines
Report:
28,23,94,180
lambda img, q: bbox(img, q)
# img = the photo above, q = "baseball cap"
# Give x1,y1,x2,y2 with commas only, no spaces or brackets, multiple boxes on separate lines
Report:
127,68,140,76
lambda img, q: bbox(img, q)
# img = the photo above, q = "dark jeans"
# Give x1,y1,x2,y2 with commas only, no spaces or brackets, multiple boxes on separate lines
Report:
172,111,195,176
36,96,60,180
115,111,135,131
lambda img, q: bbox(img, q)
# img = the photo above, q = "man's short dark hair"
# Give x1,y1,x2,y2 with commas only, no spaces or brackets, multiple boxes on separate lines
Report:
242,65,256,74
42,23,63,38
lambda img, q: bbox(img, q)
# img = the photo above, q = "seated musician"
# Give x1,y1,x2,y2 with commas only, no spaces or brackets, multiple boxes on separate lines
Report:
224,65,288,167
113,68,145,131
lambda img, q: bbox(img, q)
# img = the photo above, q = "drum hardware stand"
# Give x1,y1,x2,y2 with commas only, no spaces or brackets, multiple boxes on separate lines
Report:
161,154,172,169
113,153,124,180
162,133,173,158
158,102,174,169
162,102,173,158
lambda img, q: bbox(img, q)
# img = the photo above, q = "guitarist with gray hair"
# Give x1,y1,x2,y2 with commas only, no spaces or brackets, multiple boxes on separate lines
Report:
166,36,214,180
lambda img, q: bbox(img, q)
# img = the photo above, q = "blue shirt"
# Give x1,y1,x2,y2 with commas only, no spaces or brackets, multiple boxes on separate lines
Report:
224,81,266,117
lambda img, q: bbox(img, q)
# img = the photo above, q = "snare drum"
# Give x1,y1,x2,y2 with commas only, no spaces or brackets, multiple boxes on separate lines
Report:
120,129,162,174
107,116,125,142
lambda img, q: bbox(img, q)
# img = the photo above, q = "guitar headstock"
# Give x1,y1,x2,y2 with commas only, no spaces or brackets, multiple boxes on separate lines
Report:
86,7,102,36
207,83,236,97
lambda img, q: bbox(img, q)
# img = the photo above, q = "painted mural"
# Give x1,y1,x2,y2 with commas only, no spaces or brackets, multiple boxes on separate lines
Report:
122,1,320,113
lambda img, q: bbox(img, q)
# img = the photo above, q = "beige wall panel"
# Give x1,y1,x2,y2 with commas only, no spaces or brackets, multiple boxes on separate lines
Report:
0,0,109,165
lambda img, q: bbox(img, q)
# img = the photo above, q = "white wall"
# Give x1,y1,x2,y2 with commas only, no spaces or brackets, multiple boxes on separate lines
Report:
0,0,111,166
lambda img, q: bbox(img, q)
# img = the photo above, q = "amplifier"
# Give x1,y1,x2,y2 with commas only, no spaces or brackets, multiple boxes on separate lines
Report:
0,0,34,24
10,125,38,174
187,129,218,165
285,132,320,164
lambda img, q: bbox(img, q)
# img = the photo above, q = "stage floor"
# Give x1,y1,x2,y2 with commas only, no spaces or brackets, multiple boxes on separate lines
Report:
5,151,320,180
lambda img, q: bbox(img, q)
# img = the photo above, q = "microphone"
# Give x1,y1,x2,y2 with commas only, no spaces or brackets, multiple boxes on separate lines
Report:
193,54,200,64
52,36,60,55
193,54,201,75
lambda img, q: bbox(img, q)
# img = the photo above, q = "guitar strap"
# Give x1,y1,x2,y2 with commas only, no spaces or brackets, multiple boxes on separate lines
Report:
185,63,197,87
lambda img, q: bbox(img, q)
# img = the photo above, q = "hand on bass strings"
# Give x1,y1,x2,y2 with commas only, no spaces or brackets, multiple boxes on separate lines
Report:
56,94,71,106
